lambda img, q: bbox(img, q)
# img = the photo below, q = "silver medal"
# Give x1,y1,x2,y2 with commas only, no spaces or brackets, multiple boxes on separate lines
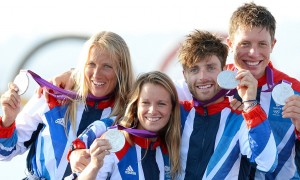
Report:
272,82,294,105
217,70,239,90
104,129,125,152
13,70,29,95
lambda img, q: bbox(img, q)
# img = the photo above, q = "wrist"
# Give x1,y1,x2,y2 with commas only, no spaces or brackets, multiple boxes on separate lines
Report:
1,115,15,128
67,138,86,161
0,116,16,138
243,100,258,112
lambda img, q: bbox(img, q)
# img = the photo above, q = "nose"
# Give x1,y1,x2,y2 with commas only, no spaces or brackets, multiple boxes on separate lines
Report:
198,70,207,80
148,104,157,114
94,66,103,77
248,46,259,57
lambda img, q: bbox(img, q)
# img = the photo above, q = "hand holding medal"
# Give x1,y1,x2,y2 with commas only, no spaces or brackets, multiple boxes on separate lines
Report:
0,70,28,127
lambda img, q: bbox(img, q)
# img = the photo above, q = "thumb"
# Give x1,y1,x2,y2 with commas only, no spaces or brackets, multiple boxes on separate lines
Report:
64,79,74,91
84,149,91,158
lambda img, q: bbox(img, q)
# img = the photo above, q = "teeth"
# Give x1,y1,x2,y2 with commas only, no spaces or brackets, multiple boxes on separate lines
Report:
93,80,104,86
245,61,259,66
197,84,212,89
147,117,160,122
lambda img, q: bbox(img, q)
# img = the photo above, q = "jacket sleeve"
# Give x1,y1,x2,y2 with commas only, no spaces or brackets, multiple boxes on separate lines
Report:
240,105,278,173
77,117,115,148
0,96,47,161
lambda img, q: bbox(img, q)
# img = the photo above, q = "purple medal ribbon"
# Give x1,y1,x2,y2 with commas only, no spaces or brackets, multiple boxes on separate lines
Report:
262,66,275,92
25,70,110,101
261,66,292,92
110,125,157,138
193,88,237,107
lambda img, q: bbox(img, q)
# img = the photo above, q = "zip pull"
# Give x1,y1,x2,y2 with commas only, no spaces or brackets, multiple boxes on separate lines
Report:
204,108,208,116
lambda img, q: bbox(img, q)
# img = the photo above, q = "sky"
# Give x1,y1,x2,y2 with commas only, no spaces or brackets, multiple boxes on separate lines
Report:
0,0,300,179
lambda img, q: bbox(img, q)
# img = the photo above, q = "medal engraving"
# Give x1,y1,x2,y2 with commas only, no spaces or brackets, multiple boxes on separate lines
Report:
104,129,125,152
272,82,294,105
217,70,239,90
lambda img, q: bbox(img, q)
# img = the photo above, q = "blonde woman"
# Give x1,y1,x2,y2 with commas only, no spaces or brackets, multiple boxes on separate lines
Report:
0,31,134,179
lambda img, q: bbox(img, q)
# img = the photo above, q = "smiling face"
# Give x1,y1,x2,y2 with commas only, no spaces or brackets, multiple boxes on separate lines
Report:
84,46,118,97
183,55,223,102
137,83,172,133
227,27,276,79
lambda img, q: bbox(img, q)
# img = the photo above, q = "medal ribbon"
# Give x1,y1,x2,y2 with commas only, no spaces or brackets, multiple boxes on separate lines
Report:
22,70,110,101
110,125,157,138
261,66,292,92
261,66,275,92
193,88,237,107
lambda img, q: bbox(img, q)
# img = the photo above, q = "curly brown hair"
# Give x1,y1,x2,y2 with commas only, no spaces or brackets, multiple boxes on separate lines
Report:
178,30,228,70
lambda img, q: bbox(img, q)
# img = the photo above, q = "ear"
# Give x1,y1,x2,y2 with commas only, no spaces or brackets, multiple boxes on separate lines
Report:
182,70,187,82
226,37,233,49
222,66,227,71
270,38,277,53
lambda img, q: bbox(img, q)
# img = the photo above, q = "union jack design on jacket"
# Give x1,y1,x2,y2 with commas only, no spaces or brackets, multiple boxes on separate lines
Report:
0,95,114,180
228,62,300,179
179,97,277,179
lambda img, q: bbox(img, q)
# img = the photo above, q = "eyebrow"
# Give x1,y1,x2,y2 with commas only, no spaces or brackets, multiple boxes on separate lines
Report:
206,62,218,67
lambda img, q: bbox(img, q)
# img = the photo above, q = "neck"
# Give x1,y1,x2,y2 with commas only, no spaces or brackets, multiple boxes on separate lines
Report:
203,96,225,107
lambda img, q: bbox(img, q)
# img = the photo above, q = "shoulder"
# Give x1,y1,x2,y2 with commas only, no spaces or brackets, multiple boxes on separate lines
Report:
21,95,50,114
272,66,300,91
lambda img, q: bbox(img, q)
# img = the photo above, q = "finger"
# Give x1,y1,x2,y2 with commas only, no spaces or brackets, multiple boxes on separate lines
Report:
230,99,242,111
90,139,111,155
65,79,74,91
83,149,91,158
42,87,51,103
286,94,300,102
283,97,300,111
72,162,88,173
35,86,44,98
282,105,300,119
70,149,91,172
52,77,64,88
284,95,300,109
235,70,249,80
3,91,21,108
78,150,91,165
8,82,19,92
79,156,91,167
237,104,244,111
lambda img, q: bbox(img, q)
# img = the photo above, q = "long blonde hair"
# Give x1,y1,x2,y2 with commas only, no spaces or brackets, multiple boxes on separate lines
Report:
119,71,181,178
65,31,134,134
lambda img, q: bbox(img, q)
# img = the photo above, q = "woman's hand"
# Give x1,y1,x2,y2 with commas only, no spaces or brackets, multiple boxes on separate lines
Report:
1,83,21,127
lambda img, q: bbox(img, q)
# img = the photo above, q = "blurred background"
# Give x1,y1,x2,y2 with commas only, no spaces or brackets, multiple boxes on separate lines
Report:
0,0,299,178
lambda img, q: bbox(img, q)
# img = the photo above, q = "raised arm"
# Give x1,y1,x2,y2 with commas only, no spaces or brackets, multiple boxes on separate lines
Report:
237,69,277,172
0,83,46,160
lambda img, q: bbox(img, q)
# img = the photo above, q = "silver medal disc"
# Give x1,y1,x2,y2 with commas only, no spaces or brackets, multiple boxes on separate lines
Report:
272,82,294,105
104,129,125,152
13,71,29,95
217,70,239,90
